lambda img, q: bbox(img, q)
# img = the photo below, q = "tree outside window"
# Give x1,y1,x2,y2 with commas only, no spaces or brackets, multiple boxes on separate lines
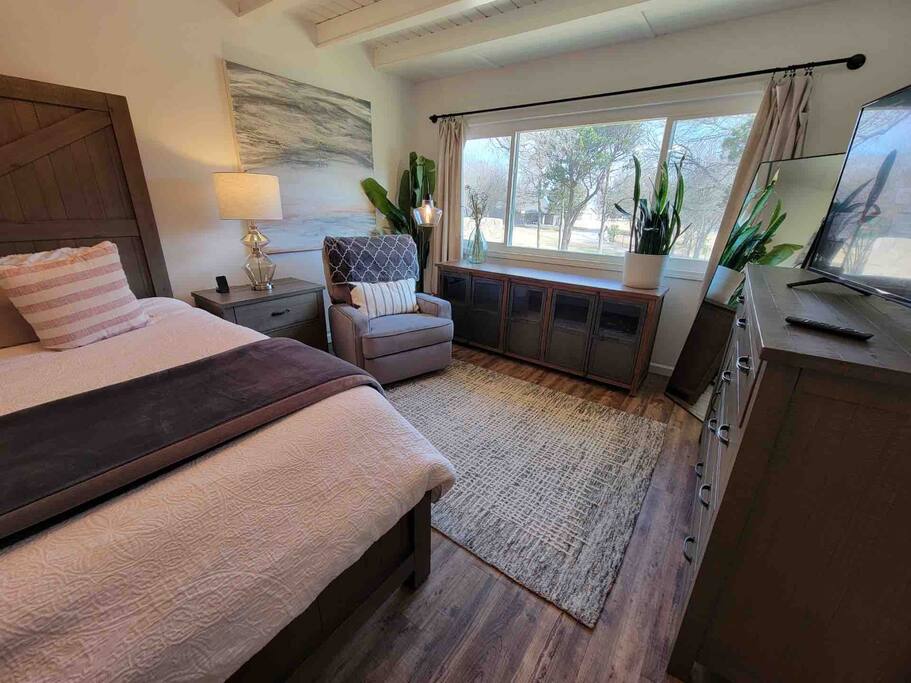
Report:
461,110,755,262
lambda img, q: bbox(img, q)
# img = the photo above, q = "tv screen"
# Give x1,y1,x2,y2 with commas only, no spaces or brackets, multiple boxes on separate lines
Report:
809,84,911,306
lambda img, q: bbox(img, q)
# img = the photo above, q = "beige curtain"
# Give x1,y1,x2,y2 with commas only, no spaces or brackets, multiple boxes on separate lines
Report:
430,117,465,293
698,73,814,299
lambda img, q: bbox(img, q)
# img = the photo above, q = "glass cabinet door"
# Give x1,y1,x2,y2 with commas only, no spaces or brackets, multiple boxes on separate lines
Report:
440,271,470,340
544,290,595,371
440,272,469,305
506,283,547,359
587,298,646,384
469,276,504,349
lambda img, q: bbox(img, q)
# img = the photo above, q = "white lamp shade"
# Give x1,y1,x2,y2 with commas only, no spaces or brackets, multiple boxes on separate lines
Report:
213,172,283,220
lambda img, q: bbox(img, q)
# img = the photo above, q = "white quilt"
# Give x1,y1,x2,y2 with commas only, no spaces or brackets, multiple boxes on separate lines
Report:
0,298,455,682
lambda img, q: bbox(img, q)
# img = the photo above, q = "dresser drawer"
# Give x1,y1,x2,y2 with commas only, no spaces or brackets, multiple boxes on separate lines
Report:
733,294,760,426
234,293,320,333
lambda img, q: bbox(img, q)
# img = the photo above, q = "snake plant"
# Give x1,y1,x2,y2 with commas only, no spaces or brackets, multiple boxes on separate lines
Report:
615,156,690,255
718,173,799,272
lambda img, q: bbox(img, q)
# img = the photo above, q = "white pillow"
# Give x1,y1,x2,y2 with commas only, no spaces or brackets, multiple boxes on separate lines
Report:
0,241,149,350
350,278,418,319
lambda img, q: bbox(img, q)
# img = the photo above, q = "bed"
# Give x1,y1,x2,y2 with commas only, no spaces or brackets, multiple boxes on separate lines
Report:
0,74,455,681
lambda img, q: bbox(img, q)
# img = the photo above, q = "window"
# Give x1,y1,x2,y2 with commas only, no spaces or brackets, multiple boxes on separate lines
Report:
667,114,755,260
461,110,755,264
462,136,511,243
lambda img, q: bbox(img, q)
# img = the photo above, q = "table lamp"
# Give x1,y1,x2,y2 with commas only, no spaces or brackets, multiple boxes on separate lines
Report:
213,172,283,291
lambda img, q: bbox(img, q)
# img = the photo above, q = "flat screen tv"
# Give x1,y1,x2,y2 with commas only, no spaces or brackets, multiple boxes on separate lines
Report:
807,83,911,306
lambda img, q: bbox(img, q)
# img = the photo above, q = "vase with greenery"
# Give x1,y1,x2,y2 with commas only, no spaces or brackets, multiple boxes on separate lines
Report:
464,184,489,264
615,156,689,288
707,172,799,305
361,152,437,291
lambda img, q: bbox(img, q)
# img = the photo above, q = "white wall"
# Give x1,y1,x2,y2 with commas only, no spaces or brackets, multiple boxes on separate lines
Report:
0,0,412,302
410,0,911,371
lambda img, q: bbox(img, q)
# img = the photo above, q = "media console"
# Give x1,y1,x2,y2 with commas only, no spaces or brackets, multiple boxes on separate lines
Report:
436,260,666,394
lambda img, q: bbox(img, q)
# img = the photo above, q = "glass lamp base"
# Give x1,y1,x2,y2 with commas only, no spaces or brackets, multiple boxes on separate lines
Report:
244,248,276,291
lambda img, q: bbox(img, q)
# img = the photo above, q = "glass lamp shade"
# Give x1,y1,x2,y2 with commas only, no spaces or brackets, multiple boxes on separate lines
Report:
413,197,443,227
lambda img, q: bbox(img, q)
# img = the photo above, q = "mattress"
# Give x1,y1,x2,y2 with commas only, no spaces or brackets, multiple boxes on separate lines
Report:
0,298,455,682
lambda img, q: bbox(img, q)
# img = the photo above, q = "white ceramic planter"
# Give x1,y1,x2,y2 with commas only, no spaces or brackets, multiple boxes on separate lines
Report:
622,252,668,289
705,265,745,305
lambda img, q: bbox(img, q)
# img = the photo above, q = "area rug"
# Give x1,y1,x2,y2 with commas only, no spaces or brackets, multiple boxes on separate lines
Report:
385,360,667,627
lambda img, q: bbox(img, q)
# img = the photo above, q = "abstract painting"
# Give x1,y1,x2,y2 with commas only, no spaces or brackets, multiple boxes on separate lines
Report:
223,61,376,252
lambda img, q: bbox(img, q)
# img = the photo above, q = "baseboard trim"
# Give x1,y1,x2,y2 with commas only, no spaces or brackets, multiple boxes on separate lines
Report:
649,362,673,376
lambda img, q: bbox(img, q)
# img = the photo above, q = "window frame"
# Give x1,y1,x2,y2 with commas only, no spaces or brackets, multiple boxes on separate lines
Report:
463,91,763,278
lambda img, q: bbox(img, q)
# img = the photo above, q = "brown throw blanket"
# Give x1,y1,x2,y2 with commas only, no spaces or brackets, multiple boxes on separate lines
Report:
0,338,381,546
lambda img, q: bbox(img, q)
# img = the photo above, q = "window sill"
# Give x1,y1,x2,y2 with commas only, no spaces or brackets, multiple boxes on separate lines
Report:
483,244,708,282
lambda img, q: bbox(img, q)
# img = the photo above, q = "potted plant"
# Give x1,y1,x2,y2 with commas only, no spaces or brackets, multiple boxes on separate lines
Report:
706,172,800,305
361,152,437,292
464,184,489,264
615,156,689,289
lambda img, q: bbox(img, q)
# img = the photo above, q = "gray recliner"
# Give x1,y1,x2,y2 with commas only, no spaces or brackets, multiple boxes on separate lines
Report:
322,235,453,385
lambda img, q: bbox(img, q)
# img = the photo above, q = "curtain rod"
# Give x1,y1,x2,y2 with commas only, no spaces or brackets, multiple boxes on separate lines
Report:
428,53,866,123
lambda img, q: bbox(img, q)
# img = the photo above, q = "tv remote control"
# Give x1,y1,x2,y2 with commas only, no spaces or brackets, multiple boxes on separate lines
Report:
785,316,873,340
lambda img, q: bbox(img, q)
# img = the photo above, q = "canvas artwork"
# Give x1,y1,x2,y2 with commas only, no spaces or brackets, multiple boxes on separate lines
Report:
223,61,376,252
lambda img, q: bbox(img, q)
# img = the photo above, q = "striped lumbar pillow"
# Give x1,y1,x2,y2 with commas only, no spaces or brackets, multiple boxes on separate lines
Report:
0,241,150,350
349,278,419,319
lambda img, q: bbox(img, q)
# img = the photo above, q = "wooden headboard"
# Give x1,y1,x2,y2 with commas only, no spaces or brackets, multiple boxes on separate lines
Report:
0,74,171,297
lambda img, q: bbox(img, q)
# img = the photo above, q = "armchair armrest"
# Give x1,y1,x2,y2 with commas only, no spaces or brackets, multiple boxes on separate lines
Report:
416,293,451,320
328,304,369,367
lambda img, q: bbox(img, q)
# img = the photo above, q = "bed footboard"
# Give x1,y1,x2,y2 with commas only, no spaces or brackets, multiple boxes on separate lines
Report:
230,491,433,682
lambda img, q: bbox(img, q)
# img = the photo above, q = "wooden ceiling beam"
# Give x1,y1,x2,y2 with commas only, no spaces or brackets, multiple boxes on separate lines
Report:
234,0,276,16
372,0,648,69
315,0,492,48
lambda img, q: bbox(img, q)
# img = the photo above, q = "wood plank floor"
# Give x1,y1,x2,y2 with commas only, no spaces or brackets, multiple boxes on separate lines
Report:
318,346,702,682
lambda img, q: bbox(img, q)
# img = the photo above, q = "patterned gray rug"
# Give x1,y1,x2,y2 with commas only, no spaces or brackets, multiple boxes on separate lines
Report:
386,360,667,627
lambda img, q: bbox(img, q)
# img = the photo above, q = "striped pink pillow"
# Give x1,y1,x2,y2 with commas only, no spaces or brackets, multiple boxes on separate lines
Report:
0,241,149,350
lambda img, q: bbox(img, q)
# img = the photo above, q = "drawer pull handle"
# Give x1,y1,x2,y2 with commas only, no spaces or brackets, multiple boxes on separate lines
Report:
721,370,732,384
695,461,704,478
736,356,752,374
736,317,747,329
717,424,730,446
698,484,712,508
707,418,718,434
683,536,696,563
271,308,291,317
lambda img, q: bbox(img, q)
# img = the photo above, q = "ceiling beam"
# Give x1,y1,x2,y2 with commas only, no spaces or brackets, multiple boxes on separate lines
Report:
315,0,493,48
373,0,649,69
234,0,275,16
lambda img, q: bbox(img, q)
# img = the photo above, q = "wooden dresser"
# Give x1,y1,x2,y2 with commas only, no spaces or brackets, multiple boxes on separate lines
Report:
436,260,666,394
669,265,911,682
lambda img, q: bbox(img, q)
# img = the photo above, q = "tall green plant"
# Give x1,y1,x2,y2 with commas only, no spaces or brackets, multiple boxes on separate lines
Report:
361,152,437,291
718,175,799,273
615,156,690,255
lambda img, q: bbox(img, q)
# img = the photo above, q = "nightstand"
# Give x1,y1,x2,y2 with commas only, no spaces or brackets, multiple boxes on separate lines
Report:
192,277,328,351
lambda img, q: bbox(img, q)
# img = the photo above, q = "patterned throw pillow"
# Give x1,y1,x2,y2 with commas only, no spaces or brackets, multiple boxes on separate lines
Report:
0,241,149,350
349,278,419,319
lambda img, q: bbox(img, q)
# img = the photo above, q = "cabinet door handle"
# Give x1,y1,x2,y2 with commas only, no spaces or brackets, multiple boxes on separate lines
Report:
736,317,747,329
699,484,712,508
707,418,718,434
683,536,696,563
695,461,704,478
736,355,752,374
717,424,730,446
721,370,732,384
271,308,291,317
